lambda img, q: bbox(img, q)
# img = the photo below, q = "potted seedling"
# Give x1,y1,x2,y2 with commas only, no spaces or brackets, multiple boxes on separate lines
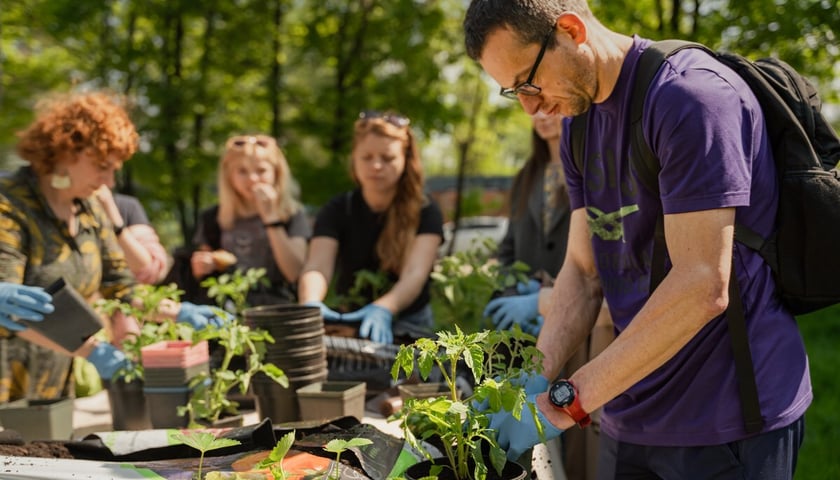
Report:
180,268,289,426
95,283,196,430
391,326,545,480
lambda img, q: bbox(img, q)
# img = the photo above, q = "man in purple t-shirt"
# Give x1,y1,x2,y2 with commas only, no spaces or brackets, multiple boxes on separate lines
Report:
463,1,811,479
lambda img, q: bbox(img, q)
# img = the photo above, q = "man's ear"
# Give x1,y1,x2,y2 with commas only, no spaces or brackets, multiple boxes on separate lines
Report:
556,12,587,45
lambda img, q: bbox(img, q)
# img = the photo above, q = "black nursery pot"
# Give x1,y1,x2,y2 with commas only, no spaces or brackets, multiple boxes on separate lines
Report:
403,458,528,480
105,378,152,431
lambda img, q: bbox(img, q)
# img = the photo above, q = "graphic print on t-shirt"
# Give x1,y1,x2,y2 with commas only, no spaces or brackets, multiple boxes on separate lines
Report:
586,204,640,242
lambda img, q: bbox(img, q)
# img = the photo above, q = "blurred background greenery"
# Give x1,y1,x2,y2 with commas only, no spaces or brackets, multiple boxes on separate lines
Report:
2,1,838,476
2,0,838,247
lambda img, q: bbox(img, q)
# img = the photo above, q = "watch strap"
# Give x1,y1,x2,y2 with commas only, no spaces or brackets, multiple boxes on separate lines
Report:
555,379,592,428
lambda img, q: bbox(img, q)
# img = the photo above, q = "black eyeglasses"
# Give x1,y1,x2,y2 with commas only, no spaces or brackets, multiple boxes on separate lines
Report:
226,135,276,149
500,32,552,100
358,110,411,128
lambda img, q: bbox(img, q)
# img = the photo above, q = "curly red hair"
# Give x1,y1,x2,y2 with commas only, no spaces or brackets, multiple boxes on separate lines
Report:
16,91,139,175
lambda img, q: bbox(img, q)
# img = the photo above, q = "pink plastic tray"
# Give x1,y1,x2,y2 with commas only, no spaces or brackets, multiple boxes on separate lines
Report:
140,340,210,368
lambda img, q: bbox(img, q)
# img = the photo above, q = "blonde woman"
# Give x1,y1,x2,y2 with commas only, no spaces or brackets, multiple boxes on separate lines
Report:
298,111,443,344
191,134,310,305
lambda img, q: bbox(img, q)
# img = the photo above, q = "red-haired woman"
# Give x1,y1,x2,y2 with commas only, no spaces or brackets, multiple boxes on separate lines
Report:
299,111,443,345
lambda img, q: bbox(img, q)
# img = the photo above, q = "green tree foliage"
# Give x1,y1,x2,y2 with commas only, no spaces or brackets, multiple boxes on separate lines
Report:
1,0,837,247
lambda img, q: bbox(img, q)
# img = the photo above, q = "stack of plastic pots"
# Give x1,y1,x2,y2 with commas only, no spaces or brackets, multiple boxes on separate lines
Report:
140,340,210,428
243,304,326,423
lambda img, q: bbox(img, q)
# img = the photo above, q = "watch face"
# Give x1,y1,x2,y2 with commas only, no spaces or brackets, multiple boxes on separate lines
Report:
549,381,576,408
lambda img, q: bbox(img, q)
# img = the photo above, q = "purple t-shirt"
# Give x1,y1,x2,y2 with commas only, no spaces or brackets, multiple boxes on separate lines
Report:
562,36,811,446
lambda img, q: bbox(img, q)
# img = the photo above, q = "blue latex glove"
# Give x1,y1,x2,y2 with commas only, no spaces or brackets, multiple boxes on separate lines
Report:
341,304,393,344
489,393,564,461
86,342,129,381
518,279,542,295
473,371,550,413
0,284,54,332
303,301,342,322
176,301,232,330
483,292,540,331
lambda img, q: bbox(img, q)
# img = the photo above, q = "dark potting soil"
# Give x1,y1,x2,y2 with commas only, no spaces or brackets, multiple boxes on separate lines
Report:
0,429,73,458
0,441,74,458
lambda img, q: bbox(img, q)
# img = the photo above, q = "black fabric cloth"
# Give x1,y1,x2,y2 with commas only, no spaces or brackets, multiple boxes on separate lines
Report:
497,165,571,278
312,189,443,316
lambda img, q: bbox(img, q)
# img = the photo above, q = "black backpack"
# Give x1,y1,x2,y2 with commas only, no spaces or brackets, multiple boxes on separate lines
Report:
571,40,840,433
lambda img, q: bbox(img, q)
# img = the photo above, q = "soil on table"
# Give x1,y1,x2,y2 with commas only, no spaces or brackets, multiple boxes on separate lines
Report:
0,442,74,458
0,430,74,458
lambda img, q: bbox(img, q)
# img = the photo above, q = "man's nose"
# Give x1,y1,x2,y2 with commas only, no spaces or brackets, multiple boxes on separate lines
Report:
518,94,542,116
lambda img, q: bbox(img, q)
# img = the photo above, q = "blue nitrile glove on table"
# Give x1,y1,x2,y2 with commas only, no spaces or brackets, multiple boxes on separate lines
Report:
489,392,564,461
483,288,540,331
340,304,393,344
86,342,129,381
303,301,342,322
176,301,232,330
0,283,54,332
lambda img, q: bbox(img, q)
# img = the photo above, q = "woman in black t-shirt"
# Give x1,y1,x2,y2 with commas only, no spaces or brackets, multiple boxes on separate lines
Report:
299,111,443,344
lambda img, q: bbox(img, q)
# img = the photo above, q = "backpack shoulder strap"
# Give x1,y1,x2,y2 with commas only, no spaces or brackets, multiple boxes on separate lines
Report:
570,113,588,176
632,40,764,434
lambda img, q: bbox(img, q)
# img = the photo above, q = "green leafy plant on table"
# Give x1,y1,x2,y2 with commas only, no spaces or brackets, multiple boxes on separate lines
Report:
322,438,373,480
256,432,372,480
169,430,241,480
95,283,197,382
430,238,530,333
256,430,296,480
325,268,393,313
391,326,545,480
180,268,288,426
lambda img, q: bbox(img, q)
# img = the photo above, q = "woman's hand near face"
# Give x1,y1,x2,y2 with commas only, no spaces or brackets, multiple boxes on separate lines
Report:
190,250,216,279
253,183,283,223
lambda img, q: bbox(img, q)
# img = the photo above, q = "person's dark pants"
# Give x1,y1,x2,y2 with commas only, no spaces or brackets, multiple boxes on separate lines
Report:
598,416,805,480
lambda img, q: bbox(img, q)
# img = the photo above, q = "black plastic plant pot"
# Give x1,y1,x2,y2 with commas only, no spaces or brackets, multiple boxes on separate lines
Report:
105,378,152,431
402,458,528,480
20,277,104,352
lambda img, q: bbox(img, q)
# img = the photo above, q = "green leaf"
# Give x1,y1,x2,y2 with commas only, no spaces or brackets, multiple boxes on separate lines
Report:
169,431,241,453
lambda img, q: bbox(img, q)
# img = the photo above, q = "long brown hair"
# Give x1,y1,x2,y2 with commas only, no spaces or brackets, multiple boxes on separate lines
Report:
351,116,424,273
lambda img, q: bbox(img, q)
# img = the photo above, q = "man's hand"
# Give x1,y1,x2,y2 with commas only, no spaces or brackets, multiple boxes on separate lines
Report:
489,393,564,461
0,283,54,332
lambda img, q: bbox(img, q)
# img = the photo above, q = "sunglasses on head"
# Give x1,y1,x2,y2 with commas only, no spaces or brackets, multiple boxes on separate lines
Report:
358,110,410,128
227,135,276,148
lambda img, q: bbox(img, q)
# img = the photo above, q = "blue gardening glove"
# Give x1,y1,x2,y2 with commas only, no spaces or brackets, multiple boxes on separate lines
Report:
473,371,550,413
483,292,540,331
489,393,564,461
518,279,542,295
340,304,393,344
86,342,129,381
0,283,54,332
176,301,232,330
303,301,342,322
